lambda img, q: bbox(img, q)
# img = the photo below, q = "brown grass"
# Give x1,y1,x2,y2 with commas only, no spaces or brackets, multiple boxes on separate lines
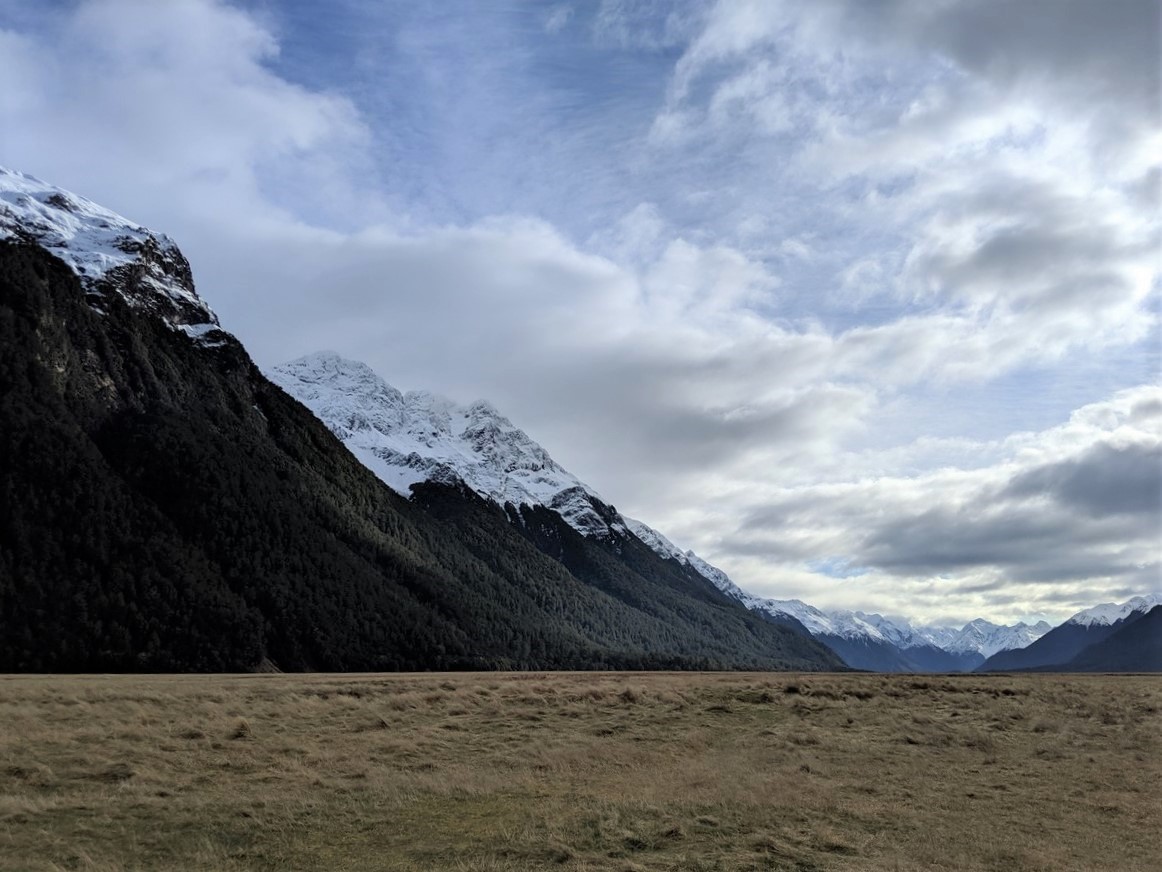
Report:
0,672,1158,871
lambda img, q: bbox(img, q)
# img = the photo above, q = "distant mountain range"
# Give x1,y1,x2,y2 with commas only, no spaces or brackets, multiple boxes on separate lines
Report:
978,595,1161,672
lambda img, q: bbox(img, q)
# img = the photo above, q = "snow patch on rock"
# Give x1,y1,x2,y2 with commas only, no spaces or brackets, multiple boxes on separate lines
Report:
1066,594,1161,628
269,352,625,538
0,166,220,340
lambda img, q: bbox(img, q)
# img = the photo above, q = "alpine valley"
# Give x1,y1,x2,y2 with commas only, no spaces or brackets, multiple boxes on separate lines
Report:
0,167,838,673
268,350,1068,674
1,167,1157,674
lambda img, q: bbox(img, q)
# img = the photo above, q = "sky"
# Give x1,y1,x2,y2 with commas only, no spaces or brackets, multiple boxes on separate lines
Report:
1,0,1159,626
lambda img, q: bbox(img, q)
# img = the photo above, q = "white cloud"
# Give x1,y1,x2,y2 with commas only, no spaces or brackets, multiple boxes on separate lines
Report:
664,386,1162,624
654,0,1160,382
0,0,380,234
1,0,1157,624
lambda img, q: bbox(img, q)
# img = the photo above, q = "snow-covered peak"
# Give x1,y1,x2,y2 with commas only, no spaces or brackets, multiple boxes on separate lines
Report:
912,624,961,650
269,352,624,537
1066,594,1161,628
717,596,897,642
272,351,407,438
271,350,1068,659
851,612,927,648
0,167,219,336
740,604,927,646
751,599,844,637
624,518,688,565
938,618,1052,658
728,597,1051,658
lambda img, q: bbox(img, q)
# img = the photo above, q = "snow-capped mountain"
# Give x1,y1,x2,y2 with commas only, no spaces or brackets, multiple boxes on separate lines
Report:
979,594,1162,672
1066,594,1161,628
749,600,905,643
269,352,628,538
623,518,754,602
271,351,1066,672
939,618,1053,659
272,352,786,596
1,164,841,674
0,166,223,342
732,601,1048,661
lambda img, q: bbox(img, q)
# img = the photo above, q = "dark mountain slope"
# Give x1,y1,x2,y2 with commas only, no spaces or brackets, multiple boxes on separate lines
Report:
416,490,837,668
0,240,841,672
1058,606,1161,672
977,607,1148,673
810,636,912,673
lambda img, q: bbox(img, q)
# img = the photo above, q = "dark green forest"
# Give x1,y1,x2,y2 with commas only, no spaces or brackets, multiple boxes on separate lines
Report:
0,240,841,673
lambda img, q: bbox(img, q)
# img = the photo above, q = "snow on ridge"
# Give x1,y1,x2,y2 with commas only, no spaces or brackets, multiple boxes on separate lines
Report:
0,166,219,338
1066,594,1162,628
597,508,1054,656
624,518,689,566
271,352,1078,658
743,602,1052,656
623,518,766,606
749,599,843,637
270,352,621,537
939,618,1053,658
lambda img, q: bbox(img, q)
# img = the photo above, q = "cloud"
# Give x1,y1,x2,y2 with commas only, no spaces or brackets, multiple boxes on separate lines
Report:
1004,441,1162,518
650,0,1160,384
0,0,387,260
544,5,573,34
697,386,1162,622
591,0,701,50
0,0,1157,625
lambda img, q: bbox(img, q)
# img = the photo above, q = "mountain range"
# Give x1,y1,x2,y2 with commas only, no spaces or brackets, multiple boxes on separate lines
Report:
1,166,1156,673
0,166,839,673
978,595,1161,672
270,350,1067,673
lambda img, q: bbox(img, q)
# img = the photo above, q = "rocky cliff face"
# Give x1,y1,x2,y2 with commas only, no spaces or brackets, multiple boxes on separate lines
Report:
0,167,220,334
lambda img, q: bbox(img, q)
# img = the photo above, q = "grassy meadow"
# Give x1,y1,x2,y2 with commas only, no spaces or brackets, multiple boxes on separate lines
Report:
0,672,1158,871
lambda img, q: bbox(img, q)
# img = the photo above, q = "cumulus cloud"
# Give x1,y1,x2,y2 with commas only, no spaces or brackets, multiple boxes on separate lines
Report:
652,0,1160,378
0,0,379,229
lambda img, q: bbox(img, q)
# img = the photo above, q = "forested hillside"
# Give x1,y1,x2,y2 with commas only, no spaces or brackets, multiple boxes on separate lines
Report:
0,239,841,672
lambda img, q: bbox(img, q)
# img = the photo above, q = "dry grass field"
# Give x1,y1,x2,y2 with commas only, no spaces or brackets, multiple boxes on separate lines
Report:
0,672,1158,871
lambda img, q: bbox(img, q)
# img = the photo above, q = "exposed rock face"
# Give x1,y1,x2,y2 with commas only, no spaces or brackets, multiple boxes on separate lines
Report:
0,166,221,336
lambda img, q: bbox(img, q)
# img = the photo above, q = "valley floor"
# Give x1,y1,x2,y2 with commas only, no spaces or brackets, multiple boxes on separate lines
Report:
0,672,1158,871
